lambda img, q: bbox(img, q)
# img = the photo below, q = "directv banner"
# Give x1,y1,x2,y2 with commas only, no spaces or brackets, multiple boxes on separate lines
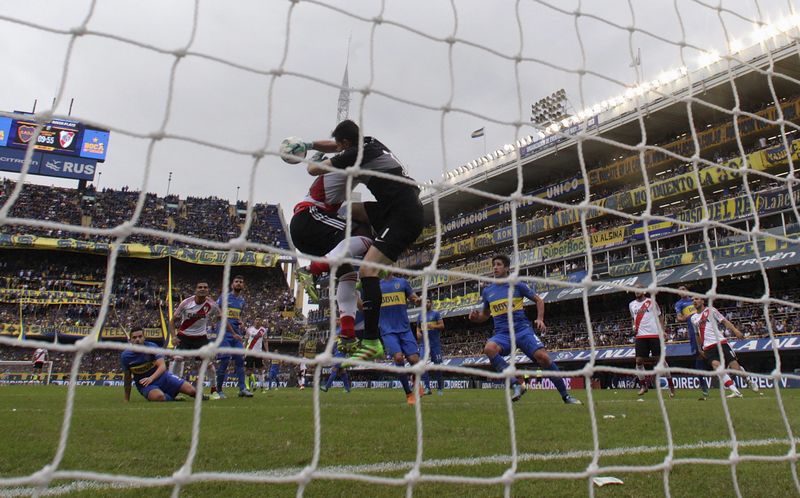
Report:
610,375,800,390
430,336,800,367
0,147,97,180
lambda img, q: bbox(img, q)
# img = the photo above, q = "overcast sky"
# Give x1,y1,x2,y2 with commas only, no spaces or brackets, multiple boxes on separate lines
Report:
0,0,796,223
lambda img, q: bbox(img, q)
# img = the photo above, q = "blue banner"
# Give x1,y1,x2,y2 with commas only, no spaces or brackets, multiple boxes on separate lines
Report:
36,152,97,180
0,147,96,180
435,335,800,367
80,129,110,160
0,116,11,147
0,147,43,173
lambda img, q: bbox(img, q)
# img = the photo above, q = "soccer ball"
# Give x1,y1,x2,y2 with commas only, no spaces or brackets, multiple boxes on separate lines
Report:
280,137,307,164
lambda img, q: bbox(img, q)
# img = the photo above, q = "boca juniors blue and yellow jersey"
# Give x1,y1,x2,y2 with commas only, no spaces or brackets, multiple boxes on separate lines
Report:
675,297,698,349
120,341,162,381
482,282,537,335
379,277,414,335
217,293,245,334
420,309,443,350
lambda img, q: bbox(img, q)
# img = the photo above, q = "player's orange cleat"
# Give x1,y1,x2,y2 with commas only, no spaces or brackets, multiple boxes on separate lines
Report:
406,391,418,405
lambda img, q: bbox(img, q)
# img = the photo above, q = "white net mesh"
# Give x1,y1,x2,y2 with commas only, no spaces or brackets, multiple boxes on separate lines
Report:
1,1,800,496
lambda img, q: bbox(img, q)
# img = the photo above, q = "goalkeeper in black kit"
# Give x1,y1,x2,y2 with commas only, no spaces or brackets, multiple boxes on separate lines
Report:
302,120,424,361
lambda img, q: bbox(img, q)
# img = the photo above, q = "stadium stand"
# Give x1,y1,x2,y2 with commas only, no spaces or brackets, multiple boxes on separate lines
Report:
0,179,290,249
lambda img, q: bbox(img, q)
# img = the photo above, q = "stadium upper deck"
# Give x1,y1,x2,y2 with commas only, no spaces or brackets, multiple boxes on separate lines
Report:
422,42,800,220
390,42,800,315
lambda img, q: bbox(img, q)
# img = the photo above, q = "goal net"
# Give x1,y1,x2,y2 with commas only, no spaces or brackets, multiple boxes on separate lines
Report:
1,1,800,496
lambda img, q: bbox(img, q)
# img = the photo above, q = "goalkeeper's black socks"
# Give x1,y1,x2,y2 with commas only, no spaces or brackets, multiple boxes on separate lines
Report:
361,276,382,340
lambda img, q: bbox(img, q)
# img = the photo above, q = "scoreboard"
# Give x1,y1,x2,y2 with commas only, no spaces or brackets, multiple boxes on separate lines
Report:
0,114,110,181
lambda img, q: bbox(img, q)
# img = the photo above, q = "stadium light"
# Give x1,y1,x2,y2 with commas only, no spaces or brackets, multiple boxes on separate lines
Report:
530,88,569,128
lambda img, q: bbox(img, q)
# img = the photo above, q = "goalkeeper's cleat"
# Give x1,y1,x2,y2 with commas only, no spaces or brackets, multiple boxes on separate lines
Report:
563,395,582,405
239,389,254,398
209,392,221,400
346,339,384,364
319,385,329,393
511,383,527,403
295,267,319,302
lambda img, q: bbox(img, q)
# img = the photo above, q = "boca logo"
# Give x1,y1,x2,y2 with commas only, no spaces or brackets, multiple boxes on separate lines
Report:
17,125,35,143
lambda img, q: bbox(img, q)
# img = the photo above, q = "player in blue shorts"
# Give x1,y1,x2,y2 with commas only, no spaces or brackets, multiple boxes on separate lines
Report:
216,275,253,398
379,272,424,404
675,285,709,399
122,326,205,402
321,312,362,393
469,254,581,404
267,361,280,390
418,299,445,396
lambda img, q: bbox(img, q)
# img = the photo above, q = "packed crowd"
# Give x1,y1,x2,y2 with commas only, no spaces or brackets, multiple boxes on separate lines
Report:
436,289,800,356
0,180,289,250
0,251,304,338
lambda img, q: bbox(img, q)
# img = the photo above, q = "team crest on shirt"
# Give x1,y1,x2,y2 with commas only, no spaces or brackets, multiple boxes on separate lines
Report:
394,282,400,289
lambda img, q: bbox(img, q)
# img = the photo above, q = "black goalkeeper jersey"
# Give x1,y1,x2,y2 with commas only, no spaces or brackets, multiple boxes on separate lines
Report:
329,137,419,204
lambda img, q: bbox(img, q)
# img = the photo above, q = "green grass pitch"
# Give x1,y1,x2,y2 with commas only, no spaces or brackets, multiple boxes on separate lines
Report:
1,385,799,497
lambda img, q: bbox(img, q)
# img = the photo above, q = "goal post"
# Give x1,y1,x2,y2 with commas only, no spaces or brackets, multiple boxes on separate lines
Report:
0,360,54,385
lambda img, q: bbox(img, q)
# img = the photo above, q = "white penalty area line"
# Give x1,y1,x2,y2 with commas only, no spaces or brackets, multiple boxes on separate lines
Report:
2,437,797,496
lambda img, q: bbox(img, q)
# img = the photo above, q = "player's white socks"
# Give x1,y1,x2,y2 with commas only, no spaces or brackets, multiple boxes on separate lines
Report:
328,236,372,261
171,358,185,378
337,271,359,322
635,364,646,382
723,374,741,395
258,372,265,389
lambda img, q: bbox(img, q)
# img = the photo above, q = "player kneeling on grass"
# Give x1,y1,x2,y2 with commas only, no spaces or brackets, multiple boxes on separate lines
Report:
468,254,581,405
122,326,205,402
690,295,758,398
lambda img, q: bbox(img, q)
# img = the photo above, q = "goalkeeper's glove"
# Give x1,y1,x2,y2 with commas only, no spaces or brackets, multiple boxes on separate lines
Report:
310,150,326,162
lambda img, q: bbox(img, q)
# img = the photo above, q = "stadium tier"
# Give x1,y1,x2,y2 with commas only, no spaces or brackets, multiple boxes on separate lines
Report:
0,179,290,249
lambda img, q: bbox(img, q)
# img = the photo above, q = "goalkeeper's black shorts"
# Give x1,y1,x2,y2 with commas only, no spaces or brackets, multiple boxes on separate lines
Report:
364,193,423,262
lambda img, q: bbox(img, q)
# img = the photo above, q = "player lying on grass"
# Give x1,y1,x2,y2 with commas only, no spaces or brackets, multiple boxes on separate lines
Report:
122,326,206,402
468,254,581,405
691,294,759,398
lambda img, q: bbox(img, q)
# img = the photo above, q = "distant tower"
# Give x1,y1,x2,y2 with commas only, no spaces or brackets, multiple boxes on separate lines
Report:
336,38,351,123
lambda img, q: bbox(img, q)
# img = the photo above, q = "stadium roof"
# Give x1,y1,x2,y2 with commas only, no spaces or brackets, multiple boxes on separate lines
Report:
422,43,800,223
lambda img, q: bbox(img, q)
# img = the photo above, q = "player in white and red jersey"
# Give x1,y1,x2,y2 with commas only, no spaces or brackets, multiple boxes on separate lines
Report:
169,281,221,395
289,143,372,348
690,295,757,398
629,286,675,397
244,320,268,392
32,347,48,383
